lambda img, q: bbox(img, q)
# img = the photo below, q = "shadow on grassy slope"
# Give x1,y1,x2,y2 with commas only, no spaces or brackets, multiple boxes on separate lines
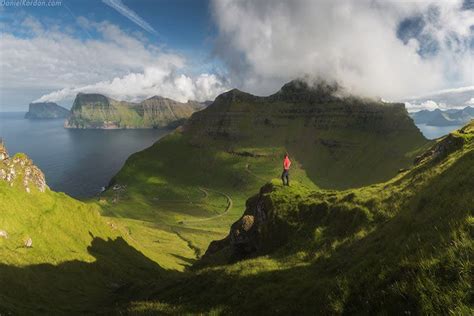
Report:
0,236,173,315
125,148,473,315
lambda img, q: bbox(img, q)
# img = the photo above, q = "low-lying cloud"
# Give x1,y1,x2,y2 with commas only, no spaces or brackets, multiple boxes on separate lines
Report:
211,0,473,101
35,69,227,103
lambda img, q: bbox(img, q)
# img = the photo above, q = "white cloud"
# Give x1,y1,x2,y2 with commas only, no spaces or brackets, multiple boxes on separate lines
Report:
0,16,228,106
404,85,473,110
405,100,442,112
405,99,471,112
211,0,474,100
467,97,474,105
35,70,227,103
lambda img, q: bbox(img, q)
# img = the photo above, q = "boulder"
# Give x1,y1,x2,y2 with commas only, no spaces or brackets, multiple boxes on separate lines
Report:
0,230,8,239
25,238,33,248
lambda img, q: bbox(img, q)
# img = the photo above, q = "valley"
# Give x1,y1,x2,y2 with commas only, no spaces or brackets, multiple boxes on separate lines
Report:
0,82,472,314
1,1,473,314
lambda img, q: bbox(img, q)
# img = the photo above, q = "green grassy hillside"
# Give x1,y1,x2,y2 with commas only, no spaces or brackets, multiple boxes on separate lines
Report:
99,80,429,271
3,83,470,315
0,120,471,314
185,80,428,188
124,121,474,315
0,150,165,314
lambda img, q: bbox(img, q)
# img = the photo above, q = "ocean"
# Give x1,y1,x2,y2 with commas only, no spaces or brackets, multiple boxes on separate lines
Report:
0,112,170,198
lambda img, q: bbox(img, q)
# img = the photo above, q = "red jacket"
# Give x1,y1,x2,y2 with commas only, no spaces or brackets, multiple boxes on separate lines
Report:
283,156,291,170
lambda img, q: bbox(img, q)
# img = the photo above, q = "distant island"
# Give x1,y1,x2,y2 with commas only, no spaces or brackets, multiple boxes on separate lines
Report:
64,93,208,129
25,102,70,119
410,106,474,126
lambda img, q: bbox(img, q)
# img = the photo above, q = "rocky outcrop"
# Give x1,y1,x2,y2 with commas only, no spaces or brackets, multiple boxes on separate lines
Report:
0,140,8,160
414,126,469,165
203,184,285,261
24,237,33,248
65,93,207,129
25,102,70,119
0,143,47,193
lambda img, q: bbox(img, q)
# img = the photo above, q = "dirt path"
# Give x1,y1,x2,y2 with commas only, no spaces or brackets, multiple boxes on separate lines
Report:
245,163,268,182
181,187,233,225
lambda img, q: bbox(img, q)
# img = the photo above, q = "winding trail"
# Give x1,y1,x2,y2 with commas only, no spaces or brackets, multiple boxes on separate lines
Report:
245,163,268,182
181,187,233,225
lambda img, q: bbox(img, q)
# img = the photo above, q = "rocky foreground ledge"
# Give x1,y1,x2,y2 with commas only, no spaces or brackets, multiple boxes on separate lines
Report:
0,141,47,193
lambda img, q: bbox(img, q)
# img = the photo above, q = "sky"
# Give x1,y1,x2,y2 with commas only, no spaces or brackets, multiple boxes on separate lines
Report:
0,0,473,111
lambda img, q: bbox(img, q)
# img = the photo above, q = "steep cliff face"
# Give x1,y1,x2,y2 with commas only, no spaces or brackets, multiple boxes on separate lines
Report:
24,102,69,119
138,96,204,128
187,80,418,141
65,93,133,129
65,93,205,129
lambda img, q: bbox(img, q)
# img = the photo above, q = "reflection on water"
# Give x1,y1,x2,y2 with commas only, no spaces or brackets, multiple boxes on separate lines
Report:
416,123,462,140
0,112,170,198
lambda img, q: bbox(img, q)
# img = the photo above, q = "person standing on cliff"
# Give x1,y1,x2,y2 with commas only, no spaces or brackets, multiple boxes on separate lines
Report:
281,153,291,186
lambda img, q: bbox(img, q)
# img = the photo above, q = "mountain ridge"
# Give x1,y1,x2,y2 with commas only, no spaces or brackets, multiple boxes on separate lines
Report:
1,95,472,314
24,102,70,119
182,79,426,188
65,93,207,129
131,120,474,315
410,106,474,126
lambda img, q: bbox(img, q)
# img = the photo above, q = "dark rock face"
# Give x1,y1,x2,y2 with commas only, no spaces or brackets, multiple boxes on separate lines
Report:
25,102,69,119
72,93,110,110
414,133,465,165
203,184,282,261
270,79,340,103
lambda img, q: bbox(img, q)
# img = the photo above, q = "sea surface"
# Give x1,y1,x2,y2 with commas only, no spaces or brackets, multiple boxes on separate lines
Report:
0,112,462,198
0,112,170,198
415,123,463,140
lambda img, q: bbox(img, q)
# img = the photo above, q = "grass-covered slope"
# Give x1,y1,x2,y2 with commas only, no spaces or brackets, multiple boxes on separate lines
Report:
185,80,428,188
100,80,429,269
125,121,474,315
0,148,164,314
65,93,204,129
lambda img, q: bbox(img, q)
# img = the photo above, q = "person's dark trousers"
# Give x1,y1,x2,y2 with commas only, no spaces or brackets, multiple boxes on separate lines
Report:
281,169,289,186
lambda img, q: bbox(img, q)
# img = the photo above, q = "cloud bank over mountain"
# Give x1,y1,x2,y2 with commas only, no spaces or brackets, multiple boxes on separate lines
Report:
404,85,474,111
35,70,225,103
1,1,471,110
211,0,473,101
